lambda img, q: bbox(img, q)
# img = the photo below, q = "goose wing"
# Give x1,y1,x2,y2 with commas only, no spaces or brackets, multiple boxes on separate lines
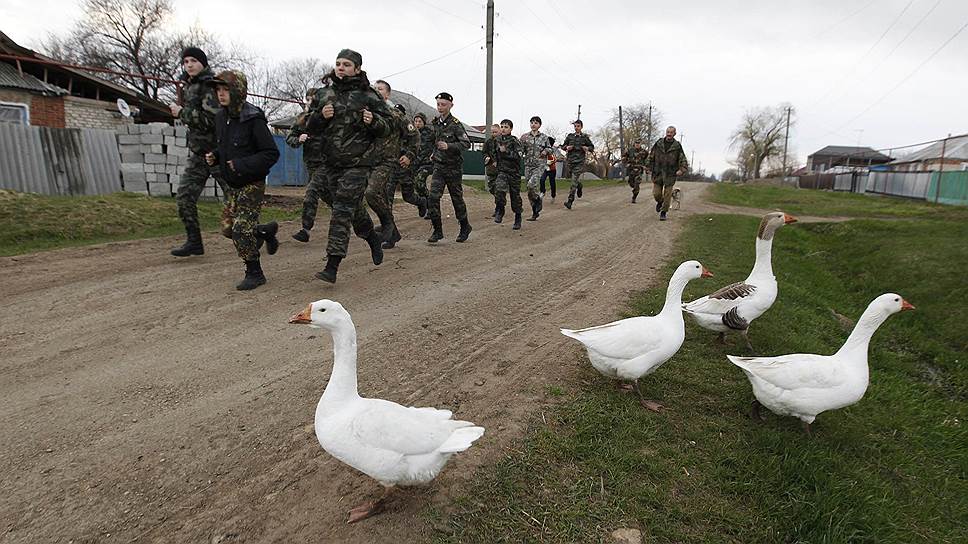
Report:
349,400,477,456
561,316,664,360
683,282,757,315
727,354,845,392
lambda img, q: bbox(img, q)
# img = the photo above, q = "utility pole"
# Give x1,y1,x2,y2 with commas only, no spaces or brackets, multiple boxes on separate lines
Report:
485,0,494,141
618,105,625,181
781,106,791,176
646,103,653,144
576,104,581,121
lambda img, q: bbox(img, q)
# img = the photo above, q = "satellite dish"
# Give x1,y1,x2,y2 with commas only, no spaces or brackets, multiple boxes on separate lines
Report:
116,98,131,118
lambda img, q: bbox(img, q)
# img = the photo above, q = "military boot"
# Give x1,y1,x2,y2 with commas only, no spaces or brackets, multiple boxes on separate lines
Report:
256,221,280,255
171,226,204,257
512,213,522,230
428,218,444,243
417,197,428,218
456,219,472,243
292,228,310,243
236,260,267,291
494,205,505,224
382,225,402,249
366,232,384,265
315,255,342,284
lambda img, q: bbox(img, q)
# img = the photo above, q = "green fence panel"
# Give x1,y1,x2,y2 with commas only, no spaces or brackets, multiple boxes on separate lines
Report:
927,171,968,206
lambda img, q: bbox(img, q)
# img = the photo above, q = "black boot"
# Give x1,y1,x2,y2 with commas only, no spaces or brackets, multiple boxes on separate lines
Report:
494,206,505,224
417,197,428,218
256,221,279,255
512,213,522,230
382,225,402,249
577,185,583,198
428,218,444,243
366,232,384,265
564,199,573,210
292,228,310,243
236,260,267,291
315,254,342,284
456,219,472,243
171,226,204,257
491,204,498,218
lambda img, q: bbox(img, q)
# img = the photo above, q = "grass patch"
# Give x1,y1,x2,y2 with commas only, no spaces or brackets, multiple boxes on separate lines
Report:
710,183,968,221
462,177,626,193
0,190,300,256
433,193,967,542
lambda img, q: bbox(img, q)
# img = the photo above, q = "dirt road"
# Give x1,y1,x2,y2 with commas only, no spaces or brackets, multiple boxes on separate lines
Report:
1,182,710,543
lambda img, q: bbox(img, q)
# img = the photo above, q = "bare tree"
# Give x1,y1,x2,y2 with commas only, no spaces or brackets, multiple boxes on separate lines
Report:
606,102,664,149
728,104,794,180
590,125,622,178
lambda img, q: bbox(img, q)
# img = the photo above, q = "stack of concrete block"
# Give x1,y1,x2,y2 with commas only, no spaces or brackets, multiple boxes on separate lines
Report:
116,123,194,197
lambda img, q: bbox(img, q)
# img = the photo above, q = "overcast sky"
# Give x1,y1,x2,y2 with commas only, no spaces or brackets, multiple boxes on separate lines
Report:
3,0,967,174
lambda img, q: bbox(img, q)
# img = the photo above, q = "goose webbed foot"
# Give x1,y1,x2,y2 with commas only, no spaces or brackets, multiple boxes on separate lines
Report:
347,487,393,524
615,382,635,393
633,380,665,412
750,400,766,421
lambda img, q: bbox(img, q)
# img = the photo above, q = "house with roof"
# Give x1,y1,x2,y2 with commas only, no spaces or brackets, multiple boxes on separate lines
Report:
806,145,893,172
0,30,171,129
886,134,968,172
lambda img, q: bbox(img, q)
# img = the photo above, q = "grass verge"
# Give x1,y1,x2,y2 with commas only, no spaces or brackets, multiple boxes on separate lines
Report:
432,192,967,543
0,190,300,256
710,183,968,221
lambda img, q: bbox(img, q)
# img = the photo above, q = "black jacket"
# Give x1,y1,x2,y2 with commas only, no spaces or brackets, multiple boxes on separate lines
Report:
213,102,280,188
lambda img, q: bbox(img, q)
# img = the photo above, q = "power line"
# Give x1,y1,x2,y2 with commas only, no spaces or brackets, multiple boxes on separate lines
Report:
878,0,944,65
812,0,879,39
378,38,484,80
414,0,480,27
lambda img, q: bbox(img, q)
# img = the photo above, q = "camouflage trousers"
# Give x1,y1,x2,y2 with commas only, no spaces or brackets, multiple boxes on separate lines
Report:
524,164,543,210
326,166,376,258
220,181,265,262
566,163,585,203
494,171,523,214
300,163,329,230
628,167,644,199
366,163,395,231
653,180,677,213
176,153,226,231
484,165,498,195
386,164,424,210
428,167,468,223
413,164,432,198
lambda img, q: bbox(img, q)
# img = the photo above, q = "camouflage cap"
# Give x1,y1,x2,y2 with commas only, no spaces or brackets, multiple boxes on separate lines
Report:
209,70,248,116
337,49,363,67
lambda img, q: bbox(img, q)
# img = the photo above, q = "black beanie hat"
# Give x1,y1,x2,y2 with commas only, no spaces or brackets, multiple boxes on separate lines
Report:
181,47,208,67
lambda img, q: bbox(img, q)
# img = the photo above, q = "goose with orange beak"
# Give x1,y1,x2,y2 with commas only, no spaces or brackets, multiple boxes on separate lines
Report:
728,293,915,434
561,260,713,411
683,211,798,350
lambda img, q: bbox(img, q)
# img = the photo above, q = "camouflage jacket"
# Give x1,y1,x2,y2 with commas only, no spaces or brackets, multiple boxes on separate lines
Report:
495,134,522,175
285,112,325,167
482,137,498,173
562,132,594,166
623,146,648,171
305,72,393,168
178,67,220,155
372,103,420,168
431,113,470,170
647,138,688,182
519,131,553,168
415,125,434,166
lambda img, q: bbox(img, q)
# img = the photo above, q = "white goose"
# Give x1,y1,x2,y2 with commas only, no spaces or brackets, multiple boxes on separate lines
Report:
727,293,915,434
289,300,485,523
560,260,713,411
682,211,798,349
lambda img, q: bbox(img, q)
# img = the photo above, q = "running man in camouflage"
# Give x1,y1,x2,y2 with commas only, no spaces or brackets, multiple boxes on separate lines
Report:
481,123,500,217
169,47,223,257
519,115,553,221
562,119,594,209
427,91,472,243
623,139,648,203
493,119,524,230
647,126,688,221
289,88,329,243
412,112,433,203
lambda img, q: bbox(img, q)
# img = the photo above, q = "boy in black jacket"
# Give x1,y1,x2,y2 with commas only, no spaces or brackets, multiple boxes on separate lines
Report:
205,70,281,290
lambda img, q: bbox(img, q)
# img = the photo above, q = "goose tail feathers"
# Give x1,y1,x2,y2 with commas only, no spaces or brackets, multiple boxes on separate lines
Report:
439,425,485,453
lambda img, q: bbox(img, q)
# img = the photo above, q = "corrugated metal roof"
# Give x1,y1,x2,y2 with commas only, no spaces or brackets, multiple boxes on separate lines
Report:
892,134,968,163
0,61,68,95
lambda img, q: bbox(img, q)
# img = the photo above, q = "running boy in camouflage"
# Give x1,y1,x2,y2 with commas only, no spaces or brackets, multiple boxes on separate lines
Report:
288,89,328,243
427,92,472,243
562,119,594,210
493,119,524,230
519,115,553,221
623,139,648,203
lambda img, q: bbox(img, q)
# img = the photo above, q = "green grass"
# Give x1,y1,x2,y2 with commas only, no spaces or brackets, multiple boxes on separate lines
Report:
432,191,967,543
462,177,626,193
0,190,300,256
710,183,968,221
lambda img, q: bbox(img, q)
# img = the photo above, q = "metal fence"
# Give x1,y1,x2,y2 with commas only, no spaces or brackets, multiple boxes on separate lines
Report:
865,171,932,199
0,123,121,195
795,170,968,205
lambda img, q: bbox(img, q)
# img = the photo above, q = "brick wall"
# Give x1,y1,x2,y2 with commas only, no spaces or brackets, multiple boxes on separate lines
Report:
0,89,67,127
64,96,127,130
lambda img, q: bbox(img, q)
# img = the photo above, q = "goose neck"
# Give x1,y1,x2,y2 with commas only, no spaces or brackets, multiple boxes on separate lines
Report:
749,237,774,279
837,306,889,359
661,274,691,315
321,320,360,402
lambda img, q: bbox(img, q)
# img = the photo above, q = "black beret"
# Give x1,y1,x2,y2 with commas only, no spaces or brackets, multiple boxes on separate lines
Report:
435,92,454,102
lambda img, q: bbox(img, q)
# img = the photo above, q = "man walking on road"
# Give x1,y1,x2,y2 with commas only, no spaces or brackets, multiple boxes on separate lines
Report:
427,92,472,243
519,115,553,221
622,139,648,203
647,126,688,221
562,119,594,210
